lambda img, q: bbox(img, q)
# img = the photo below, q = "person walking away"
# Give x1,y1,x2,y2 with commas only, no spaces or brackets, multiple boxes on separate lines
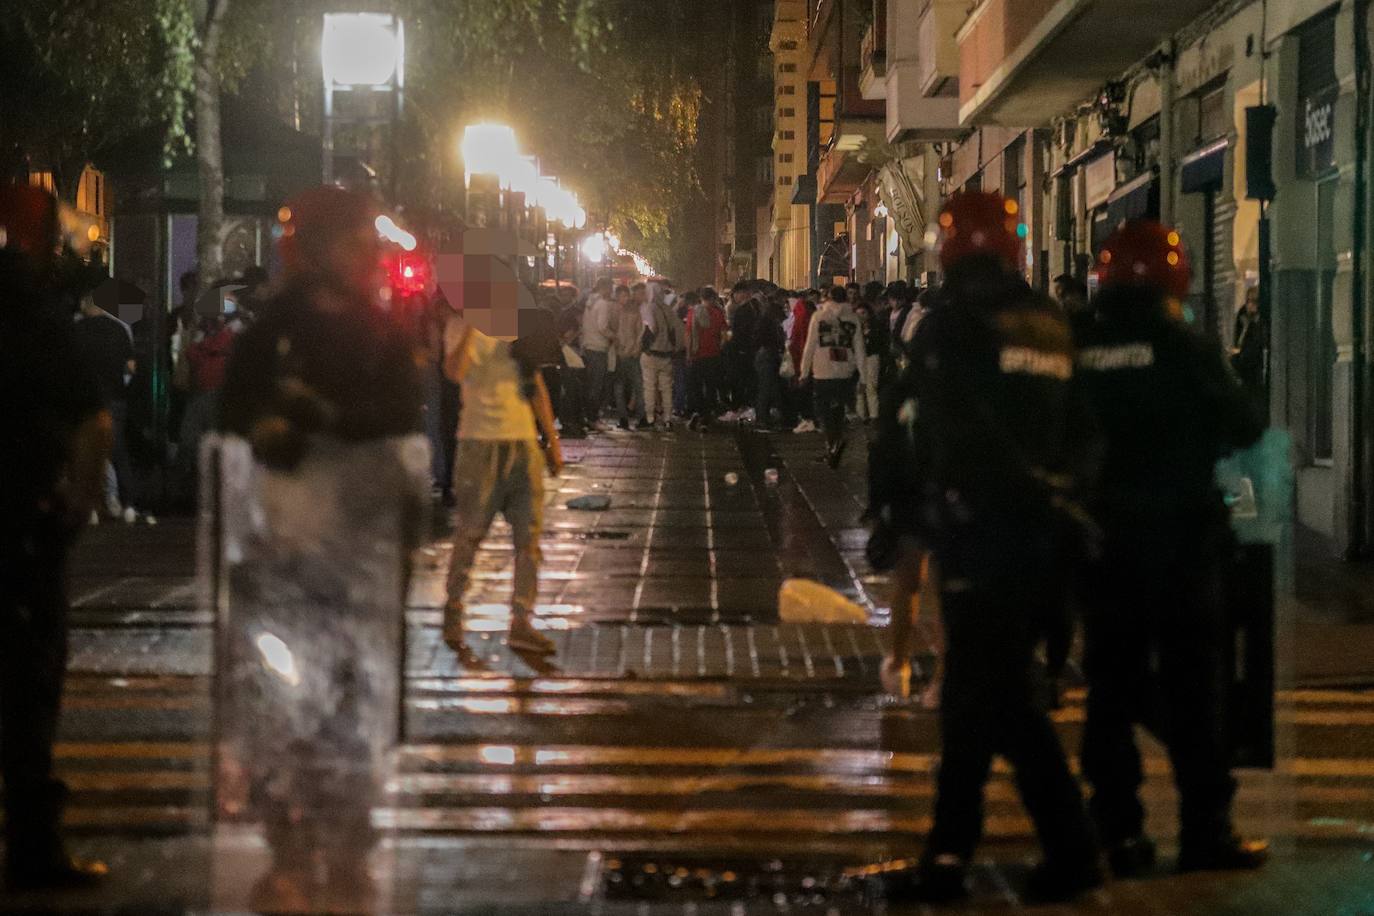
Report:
788,292,817,432
73,282,136,521
0,185,112,892
725,286,761,414
883,192,1102,904
612,284,645,429
799,286,864,468
1230,285,1267,405
853,302,882,423
442,309,563,658
686,290,727,429
640,283,683,431
1074,220,1268,877
580,277,616,430
754,298,789,430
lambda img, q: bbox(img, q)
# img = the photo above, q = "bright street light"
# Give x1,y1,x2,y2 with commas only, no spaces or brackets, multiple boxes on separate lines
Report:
460,124,519,185
322,13,404,88
581,234,608,264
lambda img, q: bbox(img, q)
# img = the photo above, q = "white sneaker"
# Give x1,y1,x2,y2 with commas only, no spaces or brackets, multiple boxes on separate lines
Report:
122,507,138,524
792,419,817,434
144,514,158,526
88,510,100,527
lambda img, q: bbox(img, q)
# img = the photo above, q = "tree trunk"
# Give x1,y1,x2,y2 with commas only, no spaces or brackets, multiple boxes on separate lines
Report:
194,0,230,296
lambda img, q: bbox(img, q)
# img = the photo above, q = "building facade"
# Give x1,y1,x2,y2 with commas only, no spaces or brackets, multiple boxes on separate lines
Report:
826,0,1372,558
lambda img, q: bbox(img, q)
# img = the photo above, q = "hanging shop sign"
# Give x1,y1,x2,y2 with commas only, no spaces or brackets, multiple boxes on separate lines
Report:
1296,12,1337,178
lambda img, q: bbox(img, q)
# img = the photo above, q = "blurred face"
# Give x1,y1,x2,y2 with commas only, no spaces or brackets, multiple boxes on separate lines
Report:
615,289,630,306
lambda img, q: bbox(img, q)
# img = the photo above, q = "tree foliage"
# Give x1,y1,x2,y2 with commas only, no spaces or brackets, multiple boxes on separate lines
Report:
4,0,710,275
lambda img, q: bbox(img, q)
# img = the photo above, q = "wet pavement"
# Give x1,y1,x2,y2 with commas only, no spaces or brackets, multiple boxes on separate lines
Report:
8,425,1374,913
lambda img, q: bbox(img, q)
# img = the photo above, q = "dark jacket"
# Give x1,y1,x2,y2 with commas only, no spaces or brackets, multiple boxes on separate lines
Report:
218,277,422,469
903,265,1093,541
1074,288,1265,533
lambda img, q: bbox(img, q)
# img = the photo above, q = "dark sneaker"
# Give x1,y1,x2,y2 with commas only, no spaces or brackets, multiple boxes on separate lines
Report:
508,617,556,656
7,855,109,892
1105,834,1157,878
1178,836,1269,873
1024,860,1105,904
826,439,848,469
442,603,466,653
618,419,631,430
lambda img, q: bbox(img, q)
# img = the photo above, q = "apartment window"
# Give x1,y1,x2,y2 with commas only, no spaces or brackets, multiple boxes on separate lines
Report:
781,84,796,95
778,153,794,164
780,130,796,140
1198,87,1226,142
778,107,795,119
779,40,798,51
779,63,797,74
779,176,794,186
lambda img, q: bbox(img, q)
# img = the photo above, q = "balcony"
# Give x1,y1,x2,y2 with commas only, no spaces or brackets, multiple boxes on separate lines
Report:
917,0,963,97
858,3,888,101
884,0,961,142
817,115,887,204
959,0,1224,127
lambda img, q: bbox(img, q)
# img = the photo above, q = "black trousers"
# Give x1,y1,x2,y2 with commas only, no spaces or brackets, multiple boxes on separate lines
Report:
812,377,853,449
1081,526,1237,849
686,355,723,419
0,521,73,870
927,528,1097,869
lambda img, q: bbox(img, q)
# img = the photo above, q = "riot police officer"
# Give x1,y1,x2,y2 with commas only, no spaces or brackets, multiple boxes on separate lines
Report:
887,191,1101,903
0,184,111,890
1074,220,1268,875
218,186,422,458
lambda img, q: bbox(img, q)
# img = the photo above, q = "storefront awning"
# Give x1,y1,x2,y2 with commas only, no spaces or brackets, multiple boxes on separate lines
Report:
1181,138,1228,194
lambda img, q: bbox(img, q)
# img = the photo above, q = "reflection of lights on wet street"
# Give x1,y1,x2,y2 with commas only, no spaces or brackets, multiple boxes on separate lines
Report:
255,632,301,686
479,745,517,765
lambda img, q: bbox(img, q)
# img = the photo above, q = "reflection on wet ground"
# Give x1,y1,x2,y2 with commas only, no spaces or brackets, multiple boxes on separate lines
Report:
12,427,1374,912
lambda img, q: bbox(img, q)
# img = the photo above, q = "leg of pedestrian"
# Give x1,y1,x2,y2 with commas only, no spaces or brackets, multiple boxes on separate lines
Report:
502,442,555,656
444,442,501,653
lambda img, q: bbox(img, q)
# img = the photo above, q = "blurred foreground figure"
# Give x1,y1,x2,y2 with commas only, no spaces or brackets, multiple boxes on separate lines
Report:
1074,220,1268,876
211,186,425,913
887,192,1101,905
0,185,110,890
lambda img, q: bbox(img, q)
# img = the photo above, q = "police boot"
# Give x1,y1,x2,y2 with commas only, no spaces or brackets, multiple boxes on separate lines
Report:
882,854,969,904
1104,834,1157,878
1177,835,1269,873
1023,858,1105,904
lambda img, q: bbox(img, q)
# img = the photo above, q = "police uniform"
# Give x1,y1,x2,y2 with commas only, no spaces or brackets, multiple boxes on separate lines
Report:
0,248,106,887
904,259,1099,892
218,277,423,459
1074,281,1265,868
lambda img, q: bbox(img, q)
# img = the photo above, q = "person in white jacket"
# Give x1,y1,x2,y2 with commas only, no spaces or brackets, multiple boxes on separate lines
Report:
799,285,865,468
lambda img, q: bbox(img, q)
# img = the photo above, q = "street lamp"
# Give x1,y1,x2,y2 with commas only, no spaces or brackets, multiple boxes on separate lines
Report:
321,12,405,193
460,124,519,187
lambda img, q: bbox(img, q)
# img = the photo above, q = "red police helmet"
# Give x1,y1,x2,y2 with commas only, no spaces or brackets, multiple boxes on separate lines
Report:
1097,220,1192,300
938,190,1025,272
0,184,60,268
276,185,379,275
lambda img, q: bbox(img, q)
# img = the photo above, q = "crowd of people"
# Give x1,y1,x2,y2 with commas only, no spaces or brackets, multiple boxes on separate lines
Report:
2,180,1272,906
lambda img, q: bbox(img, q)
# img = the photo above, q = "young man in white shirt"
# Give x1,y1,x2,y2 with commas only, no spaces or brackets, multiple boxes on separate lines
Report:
799,285,865,468
443,317,563,657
